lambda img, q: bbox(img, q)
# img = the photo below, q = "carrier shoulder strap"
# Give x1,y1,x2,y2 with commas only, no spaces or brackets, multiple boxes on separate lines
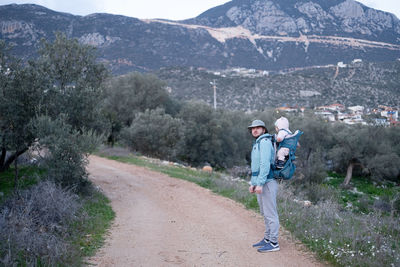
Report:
253,135,276,177
256,135,275,150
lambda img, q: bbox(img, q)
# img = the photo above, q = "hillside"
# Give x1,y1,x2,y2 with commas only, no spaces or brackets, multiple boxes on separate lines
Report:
155,60,400,110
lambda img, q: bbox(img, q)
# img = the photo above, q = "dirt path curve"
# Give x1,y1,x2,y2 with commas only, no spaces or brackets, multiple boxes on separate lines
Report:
87,156,324,267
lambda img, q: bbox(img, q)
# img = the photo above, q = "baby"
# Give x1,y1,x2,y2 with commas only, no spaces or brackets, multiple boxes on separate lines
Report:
274,117,292,169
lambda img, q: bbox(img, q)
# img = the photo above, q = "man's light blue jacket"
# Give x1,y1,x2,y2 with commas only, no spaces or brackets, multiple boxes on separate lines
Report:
250,133,275,186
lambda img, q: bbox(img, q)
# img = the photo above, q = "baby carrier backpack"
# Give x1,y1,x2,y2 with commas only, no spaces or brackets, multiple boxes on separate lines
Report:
272,130,303,180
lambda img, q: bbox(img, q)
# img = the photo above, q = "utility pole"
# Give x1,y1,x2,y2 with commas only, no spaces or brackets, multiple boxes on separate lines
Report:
210,80,217,110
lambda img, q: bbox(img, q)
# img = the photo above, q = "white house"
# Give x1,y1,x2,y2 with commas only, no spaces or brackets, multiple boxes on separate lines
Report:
348,105,364,114
315,111,336,122
381,110,398,121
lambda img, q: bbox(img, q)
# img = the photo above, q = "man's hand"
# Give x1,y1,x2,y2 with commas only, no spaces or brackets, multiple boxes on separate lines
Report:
255,185,263,194
249,185,256,193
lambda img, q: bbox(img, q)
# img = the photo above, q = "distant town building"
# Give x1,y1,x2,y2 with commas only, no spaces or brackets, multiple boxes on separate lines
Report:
276,106,298,113
348,105,364,114
343,117,367,125
262,70,269,76
316,103,345,112
337,112,351,121
315,111,336,122
381,110,398,121
375,105,399,121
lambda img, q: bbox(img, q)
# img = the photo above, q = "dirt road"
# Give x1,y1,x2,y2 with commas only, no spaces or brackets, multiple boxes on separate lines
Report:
87,156,324,266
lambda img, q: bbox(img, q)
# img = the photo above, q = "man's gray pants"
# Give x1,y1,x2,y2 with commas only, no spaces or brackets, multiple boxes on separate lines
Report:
257,179,279,243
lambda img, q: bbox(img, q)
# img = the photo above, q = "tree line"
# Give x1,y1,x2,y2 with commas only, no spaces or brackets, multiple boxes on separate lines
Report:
104,72,400,185
1,34,399,192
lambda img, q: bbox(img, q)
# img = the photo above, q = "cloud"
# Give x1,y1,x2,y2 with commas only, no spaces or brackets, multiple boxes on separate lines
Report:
1,0,104,15
357,0,399,18
99,0,231,19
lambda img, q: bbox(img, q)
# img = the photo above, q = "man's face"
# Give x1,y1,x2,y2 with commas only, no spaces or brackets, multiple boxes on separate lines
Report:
251,126,265,138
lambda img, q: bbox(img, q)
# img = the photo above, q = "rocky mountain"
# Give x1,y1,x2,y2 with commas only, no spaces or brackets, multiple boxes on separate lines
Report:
186,0,400,42
1,1,400,74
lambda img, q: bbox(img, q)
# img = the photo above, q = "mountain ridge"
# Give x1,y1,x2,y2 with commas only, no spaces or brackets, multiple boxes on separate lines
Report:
0,1,399,73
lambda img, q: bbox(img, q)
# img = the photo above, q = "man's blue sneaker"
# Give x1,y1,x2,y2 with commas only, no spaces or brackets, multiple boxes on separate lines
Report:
252,238,269,248
257,242,280,252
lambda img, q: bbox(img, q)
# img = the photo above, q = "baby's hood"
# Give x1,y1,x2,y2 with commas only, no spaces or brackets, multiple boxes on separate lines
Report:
274,117,289,130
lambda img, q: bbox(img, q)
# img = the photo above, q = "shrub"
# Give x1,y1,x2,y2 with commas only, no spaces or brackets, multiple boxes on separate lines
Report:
0,180,80,265
373,197,391,213
304,183,338,204
31,116,101,192
227,165,251,180
120,108,184,161
177,101,251,168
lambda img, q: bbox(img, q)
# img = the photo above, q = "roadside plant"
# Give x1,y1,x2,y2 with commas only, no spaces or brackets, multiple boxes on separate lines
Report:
120,108,183,161
31,116,102,191
0,180,80,266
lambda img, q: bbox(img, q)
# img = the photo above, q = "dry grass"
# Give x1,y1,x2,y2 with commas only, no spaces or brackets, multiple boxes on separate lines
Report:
0,180,80,265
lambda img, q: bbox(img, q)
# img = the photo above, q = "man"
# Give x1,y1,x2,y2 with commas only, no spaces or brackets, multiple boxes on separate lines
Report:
248,119,280,252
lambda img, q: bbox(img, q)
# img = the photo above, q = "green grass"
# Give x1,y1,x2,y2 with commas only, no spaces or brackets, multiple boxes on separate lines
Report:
105,155,149,167
72,190,115,260
97,153,219,184
325,172,398,196
244,194,259,210
0,166,44,203
324,172,400,214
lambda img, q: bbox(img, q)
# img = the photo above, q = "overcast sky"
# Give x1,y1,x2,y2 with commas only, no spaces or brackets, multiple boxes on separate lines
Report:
0,0,399,20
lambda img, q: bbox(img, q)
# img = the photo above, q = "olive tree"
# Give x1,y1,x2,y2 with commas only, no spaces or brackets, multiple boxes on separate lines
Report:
0,42,45,174
329,124,400,185
38,32,108,132
363,127,400,182
0,34,108,183
102,72,171,146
